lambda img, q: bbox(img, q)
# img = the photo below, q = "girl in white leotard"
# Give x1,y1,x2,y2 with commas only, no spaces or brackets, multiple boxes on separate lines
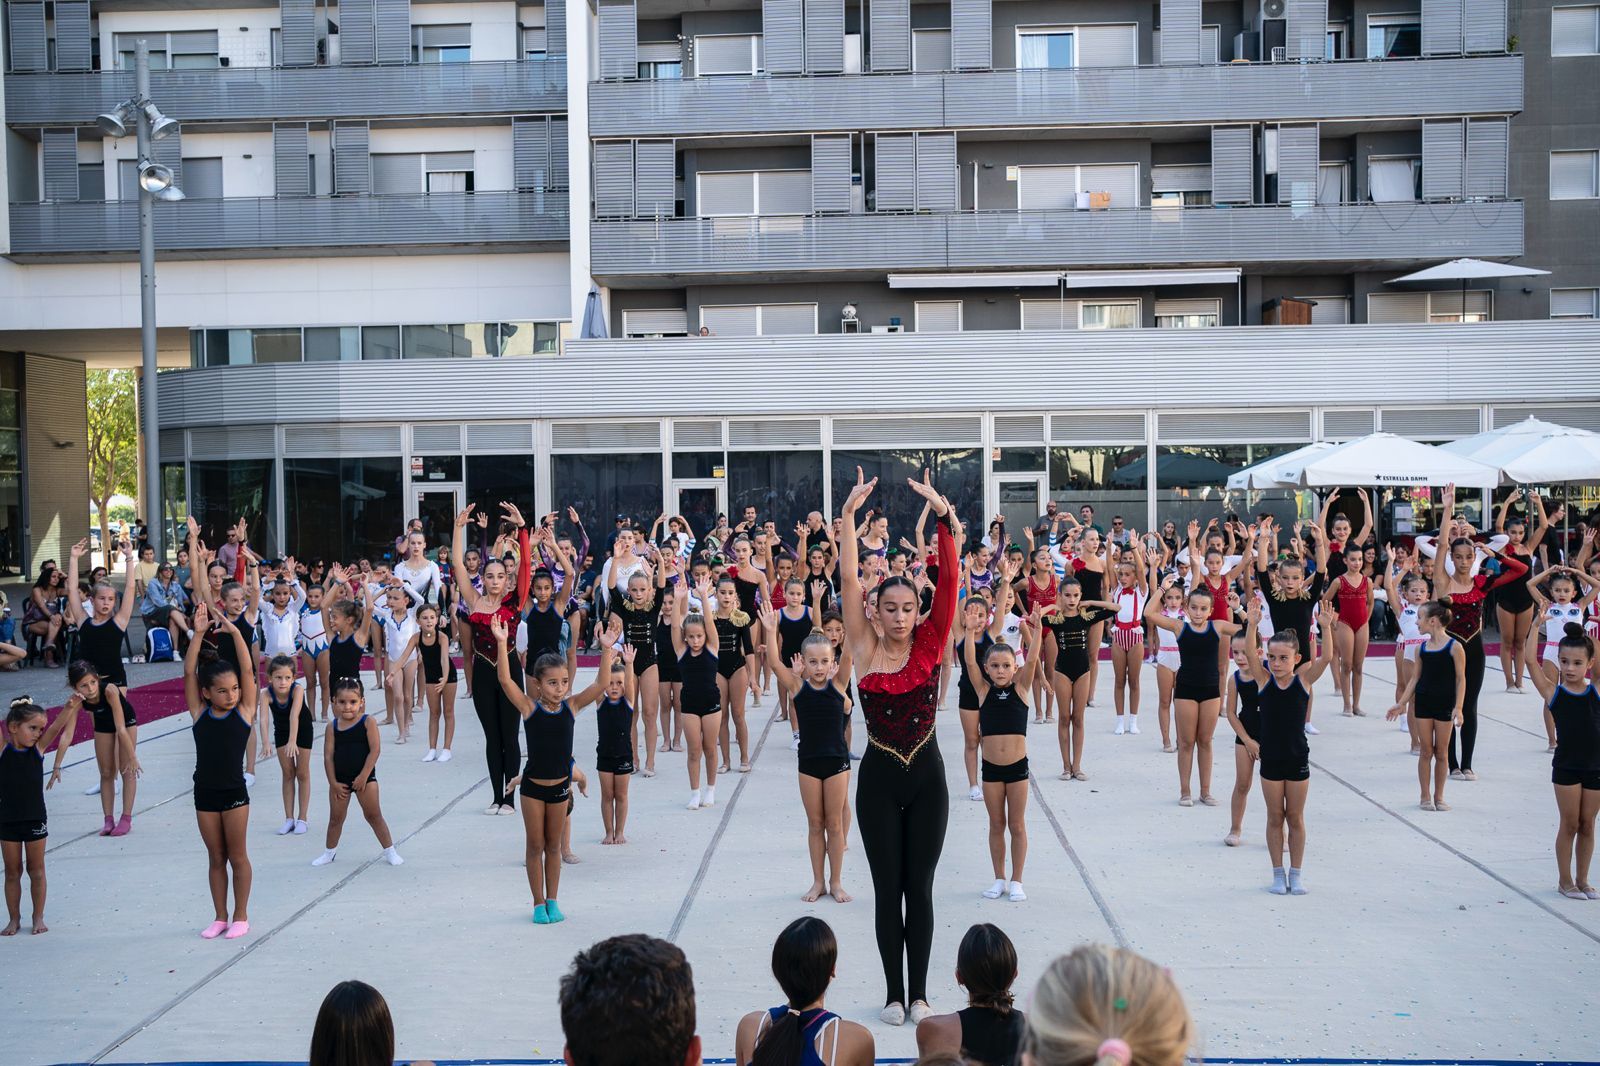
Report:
1151,577,1184,754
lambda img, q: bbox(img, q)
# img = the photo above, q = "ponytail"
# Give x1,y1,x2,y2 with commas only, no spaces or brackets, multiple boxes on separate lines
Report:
751,918,837,1066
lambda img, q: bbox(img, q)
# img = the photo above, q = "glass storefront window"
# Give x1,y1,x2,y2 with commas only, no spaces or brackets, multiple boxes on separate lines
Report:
415,455,463,482
672,452,722,479
203,329,252,367
1154,444,1306,530
190,459,277,556
284,457,403,564
552,453,664,529
403,324,473,359
993,447,1046,473
0,354,17,574
466,454,537,533
305,327,361,362
1049,446,1149,527
729,451,823,535
160,463,188,563
361,326,402,360
830,449,983,535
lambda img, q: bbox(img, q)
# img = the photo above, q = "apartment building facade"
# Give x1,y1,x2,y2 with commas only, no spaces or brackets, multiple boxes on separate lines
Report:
4,0,1600,563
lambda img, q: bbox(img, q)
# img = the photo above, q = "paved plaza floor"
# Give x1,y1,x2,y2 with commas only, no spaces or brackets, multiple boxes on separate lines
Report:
2,656,1597,1065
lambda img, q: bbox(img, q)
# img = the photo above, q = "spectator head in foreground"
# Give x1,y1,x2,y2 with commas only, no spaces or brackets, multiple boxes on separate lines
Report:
308,980,395,1066
1021,946,1190,1066
561,934,700,1066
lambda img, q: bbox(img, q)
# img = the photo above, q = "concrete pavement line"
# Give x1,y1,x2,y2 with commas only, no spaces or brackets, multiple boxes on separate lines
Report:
85,775,490,1065
1308,759,1600,947
58,715,194,772
1028,773,1130,950
665,709,780,943
46,788,190,854
1358,663,1546,740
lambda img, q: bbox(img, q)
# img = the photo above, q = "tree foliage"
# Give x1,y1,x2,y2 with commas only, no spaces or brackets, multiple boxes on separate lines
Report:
86,369,139,555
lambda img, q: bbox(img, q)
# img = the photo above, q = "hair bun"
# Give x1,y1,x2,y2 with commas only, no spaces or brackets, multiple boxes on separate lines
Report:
10,695,32,708
1565,622,1585,640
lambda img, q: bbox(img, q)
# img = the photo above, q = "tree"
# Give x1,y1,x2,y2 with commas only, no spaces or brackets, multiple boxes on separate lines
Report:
86,369,138,564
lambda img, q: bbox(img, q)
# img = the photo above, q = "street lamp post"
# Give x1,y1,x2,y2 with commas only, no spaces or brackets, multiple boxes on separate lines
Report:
97,40,183,557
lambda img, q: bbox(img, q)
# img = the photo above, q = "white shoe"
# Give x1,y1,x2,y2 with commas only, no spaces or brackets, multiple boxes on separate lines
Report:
1129,719,1140,735
311,849,337,867
908,1001,934,1025
879,1002,906,1026
982,878,1007,899
83,780,101,796
485,804,503,815
244,772,256,788
1303,723,1320,736
701,785,716,807
968,785,983,801
1114,717,1126,735
791,733,801,752
687,791,702,811
422,749,438,762
1008,881,1027,902
438,749,452,762
276,818,295,836
497,805,516,815
382,847,404,866
293,820,308,835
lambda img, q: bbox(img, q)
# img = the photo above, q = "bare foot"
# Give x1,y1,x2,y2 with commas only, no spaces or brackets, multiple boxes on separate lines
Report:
601,835,615,845
615,834,627,844
801,882,825,903
829,884,853,903
718,762,731,774
673,740,686,752
659,741,671,752
31,920,47,934
1,918,18,936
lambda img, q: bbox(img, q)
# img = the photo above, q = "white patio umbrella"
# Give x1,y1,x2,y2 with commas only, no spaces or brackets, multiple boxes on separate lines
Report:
1271,432,1501,490
1387,258,1551,318
1439,417,1600,485
1225,441,1338,490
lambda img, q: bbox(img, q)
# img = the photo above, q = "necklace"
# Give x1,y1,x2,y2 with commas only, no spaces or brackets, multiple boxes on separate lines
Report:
874,641,911,674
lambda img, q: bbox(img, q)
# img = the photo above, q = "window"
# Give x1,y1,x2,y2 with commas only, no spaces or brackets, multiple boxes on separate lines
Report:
639,60,682,78
305,327,361,361
913,29,951,71
412,24,471,63
362,325,402,360
284,458,402,563
551,453,663,529
403,324,475,358
1551,288,1599,319
1368,291,1492,323
1017,27,1075,68
638,41,682,79
1301,296,1352,324
729,451,824,535
1550,150,1599,199
251,328,302,363
523,26,548,59
1325,24,1347,58
1318,162,1348,203
1551,6,1600,56
696,171,811,216
77,163,105,202
183,158,224,200
622,309,690,338
700,304,817,337
694,34,761,75
1369,157,1421,202
1081,300,1141,330
1156,445,1303,530
1016,163,1140,210
1153,25,1222,62
1049,446,1148,524
1151,164,1212,209
371,152,475,196
832,449,983,533
115,31,219,70
1155,299,1220,329
915,301,963,332
191,460,277,556
1366,15,1421,58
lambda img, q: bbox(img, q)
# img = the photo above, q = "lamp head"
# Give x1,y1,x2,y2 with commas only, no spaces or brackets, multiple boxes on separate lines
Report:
142,101,178,141
95,102,135,138
137,161,183,199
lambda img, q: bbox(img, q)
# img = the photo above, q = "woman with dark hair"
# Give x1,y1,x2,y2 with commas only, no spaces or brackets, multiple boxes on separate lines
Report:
1493,489,1554,693
309,980,422,1066
839,468,960,1027
23,566,67,667
734,917,875,1066
915,923,1026,1066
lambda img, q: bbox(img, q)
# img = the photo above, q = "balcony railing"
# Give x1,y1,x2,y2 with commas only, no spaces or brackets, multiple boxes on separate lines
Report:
590,201,1525,279
7,191,569,257
4,59,565,125
588,53,1522,137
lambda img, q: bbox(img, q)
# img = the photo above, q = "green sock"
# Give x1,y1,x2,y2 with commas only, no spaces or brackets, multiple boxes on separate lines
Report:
546,899,565,923
533,903,550,924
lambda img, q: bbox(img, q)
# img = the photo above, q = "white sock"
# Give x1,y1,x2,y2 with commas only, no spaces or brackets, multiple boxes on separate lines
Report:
243,772,256,788
312,848,337,867
1270,867,1288,894
438,749,452,762
422,749,437,762
1128,718,1140,734
701,784,716,807
293,820,308,834
1287,868,1307,895
687,791,701,810
1114,715,1126,735
1008,881,1027,902
982,878,1006,899
383,846,404,866
276,818,295,835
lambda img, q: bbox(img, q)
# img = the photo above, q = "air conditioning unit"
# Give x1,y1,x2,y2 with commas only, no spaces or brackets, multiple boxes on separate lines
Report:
1263,0,1287,17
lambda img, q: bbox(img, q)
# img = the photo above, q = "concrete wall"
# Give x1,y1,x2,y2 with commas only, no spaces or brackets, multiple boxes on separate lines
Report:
22,354,89,574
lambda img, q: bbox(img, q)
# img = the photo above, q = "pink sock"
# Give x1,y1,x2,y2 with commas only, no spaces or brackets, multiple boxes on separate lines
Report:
224,920,250,940
110,815,131,837
98,816,114,837
200,920,228,940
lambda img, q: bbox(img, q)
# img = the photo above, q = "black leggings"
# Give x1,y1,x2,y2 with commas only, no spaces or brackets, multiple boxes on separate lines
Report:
472,656,523,805
855,742,949,1006
1448,632,1486,772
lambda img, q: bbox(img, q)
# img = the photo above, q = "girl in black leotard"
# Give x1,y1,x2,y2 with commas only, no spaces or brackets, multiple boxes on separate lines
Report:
953,592,999,803
592,647,637,845
915,923,1026,1066
1526,622,1600,900
415,604,458,763
609,570,662,776
65,661,139,836
1146,585,1248,808
262,654,312,835
669,564,723,809
1223,631,1263,848
1386,601,1465,812
654,583,684,754
775,578,815,749
65,540,138,691
313,677,401,869
1044,580,1117,783
713,575,757,774
1494,490,1553,693
838,468,959,1027
489,614,621,924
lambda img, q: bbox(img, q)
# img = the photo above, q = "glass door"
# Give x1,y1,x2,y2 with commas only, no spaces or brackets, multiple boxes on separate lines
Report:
414,484,464,549
673,479,726,547
990,474,1048,542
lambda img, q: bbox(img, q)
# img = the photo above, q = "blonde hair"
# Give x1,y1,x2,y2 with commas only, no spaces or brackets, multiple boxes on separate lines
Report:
1021,946,1191,1066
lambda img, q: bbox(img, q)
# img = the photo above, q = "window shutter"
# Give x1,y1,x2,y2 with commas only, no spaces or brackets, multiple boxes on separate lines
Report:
183,158,224,200
545,0,566,55
550,117,568,189
375,0,411,62
514,116,549,191
1422,119,1464,200
763,0,804,73
598,0,637,78
53,0,92,71
1276,124,1318,204
168,30,219,53
701,305,760,336
1285,0,1327,59
1079,163,1139,209
1211,126,1252,204
281,0,317,65
1464,118,1508,198
759,304,817,335
804,0,844,72
699,171,756,214
1551,6,1599,56
594,141,635,216
623,309,690,335
1550,150,1598,199
1076,24,1137,66
413,24,470,47
1022,300,1079,330
1422,0,1464,54
1464,0,1505,52
371,153,422,194
41,130,79,202
1018,166,1077,210
333,121,370,194
634,140,676,218
811,134,853,214
341,0,378,64
875,134,916,211
6,1,46,72
916,301,963,332
913,29,951,70
1322,409,1375,438
1380,407,1482,439
1305,296,1351,324
1429,291,1491,318
915,131,957,212
1550,288,1598,318
869,0,910,70
1154,299,1220,317
758,170,812,214
694,34,756,74
950,0,992,69
1151,164,1211,193
274,123,311,196
1366,293,1428,323
1159,0,1201,63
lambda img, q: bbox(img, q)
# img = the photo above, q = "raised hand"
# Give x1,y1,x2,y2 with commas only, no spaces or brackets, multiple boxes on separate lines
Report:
601,615,624,648
841,466,877,516
500,501,526,528
489,616,510,644
621,644,637,667
757,602,778,634
567,506,581,525
455,505,477,528
905,469,950,516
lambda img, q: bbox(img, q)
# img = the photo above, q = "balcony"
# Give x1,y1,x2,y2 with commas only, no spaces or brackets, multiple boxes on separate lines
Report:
588,54,1522,138
590,201,1524,282
7,191,569,259
4,59,565,126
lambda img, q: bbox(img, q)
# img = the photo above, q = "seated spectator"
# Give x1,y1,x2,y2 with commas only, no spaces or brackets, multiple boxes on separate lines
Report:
561,934,700,1066
734,917,874,1066
1019,946,1190,1066
309,979,433,1066
916,923,1024,1066
140,562,193,652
